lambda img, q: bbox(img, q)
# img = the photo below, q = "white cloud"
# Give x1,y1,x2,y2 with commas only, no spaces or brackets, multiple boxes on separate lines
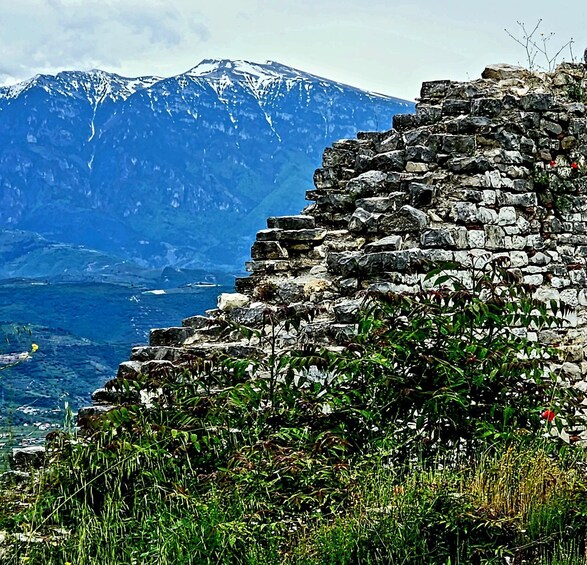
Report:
0,0,210,80
0,0,586,100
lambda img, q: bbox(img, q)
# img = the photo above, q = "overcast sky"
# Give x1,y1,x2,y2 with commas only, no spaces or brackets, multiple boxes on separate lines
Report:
1,0,586,100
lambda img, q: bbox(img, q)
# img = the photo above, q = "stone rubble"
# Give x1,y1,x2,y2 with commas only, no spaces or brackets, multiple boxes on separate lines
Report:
67,61,587,442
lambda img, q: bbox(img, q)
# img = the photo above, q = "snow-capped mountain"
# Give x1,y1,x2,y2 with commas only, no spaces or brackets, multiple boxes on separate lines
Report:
0,59,413,275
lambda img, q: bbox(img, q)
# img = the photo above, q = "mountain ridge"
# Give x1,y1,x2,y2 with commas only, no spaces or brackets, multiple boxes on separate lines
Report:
0,59,414,276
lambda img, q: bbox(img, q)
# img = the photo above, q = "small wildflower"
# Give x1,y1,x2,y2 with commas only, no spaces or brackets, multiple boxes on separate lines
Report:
541,409,556,422
571,162,579,170
549,160,556,167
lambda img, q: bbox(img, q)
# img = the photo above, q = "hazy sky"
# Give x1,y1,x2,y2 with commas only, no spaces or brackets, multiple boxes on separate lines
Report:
1,0,586,100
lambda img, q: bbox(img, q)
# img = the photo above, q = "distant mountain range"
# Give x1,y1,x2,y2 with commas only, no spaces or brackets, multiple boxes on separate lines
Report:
0,59,413,279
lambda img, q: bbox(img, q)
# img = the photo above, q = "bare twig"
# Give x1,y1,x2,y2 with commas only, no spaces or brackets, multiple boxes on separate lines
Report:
505,20,575,71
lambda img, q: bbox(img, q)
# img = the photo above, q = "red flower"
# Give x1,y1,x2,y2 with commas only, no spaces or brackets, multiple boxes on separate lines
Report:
541,409,556,422
549,161,556,167
571,162,579,170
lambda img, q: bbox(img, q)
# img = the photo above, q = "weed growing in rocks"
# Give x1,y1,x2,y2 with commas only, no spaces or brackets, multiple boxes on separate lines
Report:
2,264,587,563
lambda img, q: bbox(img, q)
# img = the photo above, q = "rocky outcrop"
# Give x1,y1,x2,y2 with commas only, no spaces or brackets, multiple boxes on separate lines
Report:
83,62,587,424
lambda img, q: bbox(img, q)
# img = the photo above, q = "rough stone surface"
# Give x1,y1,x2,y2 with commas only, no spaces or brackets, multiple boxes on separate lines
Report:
217,293,251,312
9,446,45,471
82,61,587,446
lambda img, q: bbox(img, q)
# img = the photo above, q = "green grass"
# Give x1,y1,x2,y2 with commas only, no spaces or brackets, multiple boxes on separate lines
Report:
2,440,587,564
3,265,587,563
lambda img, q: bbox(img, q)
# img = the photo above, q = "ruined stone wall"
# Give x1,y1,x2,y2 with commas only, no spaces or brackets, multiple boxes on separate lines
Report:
88,62,587,417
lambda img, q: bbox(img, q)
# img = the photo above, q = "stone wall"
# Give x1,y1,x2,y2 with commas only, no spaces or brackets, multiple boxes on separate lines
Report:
87,62,587,419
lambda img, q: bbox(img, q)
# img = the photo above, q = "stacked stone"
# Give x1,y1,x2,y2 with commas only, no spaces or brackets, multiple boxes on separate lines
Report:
83,62,587,425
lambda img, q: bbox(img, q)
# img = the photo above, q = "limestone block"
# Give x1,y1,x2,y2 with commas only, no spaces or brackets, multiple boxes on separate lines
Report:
420,80,452,99
497,192,538,207
314,192,355,211
245,260,290,273
313,167,338,189
415,104,443,125
526,234,545,250
498,206,518,226
378,132,402,152
256,228,282,241
421,229,455,248
182,315,215,329
534,287,560,303
370,150,406,172
570,118,587,135
472,98,502,117
422,249,455,263
392,113,419,131
467,229,486,248
477,207,498,225
345,172,387,199
130,346,183,363
405,145,436,162
560,289,579,307
441,134,476,154
442,99,471,115
349,208,380,233
541,119,563,136
150,327,196,347
403,128,430,146
493,150,524,165
539,329,562,345
334,299,362,323
251,241,288,260
218,293,251,312
278,229,327,242
364,235,402,253
356,195,406,214
405,162,430,173
551,277,570,289
561,136,577,150
505,235,527,250
521,93,554,111
378,205,429,234
116,360,143,380
229,306,266,327
338,278,359,294
482,190,497,205
267,215,315,230
327,252,360,277
570,269,587,285
509,251,529,267
516,216,531,233
529,252,552,266
485,225,506,249
449,156,492,173
451,202,478,224
449,226,469,249
484,170,503,188
9,446,46,471
356,251,411,275
481,64,526,80
322,147,357,168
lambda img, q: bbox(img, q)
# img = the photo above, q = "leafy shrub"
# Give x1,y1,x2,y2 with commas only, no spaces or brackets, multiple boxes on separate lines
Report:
5,261,587,563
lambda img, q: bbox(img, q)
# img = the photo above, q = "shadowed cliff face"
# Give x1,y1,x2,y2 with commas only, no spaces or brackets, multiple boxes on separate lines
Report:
0,59,413,274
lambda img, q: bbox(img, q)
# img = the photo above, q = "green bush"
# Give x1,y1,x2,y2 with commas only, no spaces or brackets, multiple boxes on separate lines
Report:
4,262,587,563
